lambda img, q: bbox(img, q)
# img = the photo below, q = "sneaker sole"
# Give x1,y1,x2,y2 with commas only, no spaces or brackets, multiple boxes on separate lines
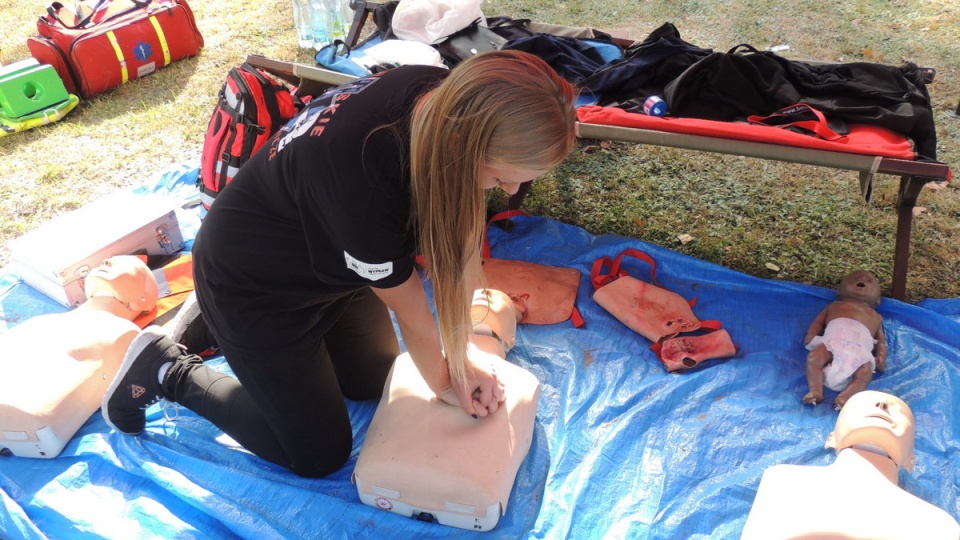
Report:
101,325,169,434
169,291,201,345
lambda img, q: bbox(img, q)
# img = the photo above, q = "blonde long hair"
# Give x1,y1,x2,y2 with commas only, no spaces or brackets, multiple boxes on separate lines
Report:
409,50,577,387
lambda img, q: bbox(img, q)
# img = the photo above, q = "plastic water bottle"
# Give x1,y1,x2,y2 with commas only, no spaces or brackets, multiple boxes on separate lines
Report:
310,0,332,48
292,0,314,49
340,0,355,37
327,0,348,42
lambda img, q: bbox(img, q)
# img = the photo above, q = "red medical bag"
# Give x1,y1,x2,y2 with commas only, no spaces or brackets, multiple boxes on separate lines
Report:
27,0,203,99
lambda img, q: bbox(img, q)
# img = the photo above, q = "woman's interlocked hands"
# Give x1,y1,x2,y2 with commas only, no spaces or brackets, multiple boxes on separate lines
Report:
439,345,506,418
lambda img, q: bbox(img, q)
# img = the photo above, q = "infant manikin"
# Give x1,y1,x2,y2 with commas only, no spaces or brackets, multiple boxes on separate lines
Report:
803,270,887,410
742,390,960,539
0,256,158,458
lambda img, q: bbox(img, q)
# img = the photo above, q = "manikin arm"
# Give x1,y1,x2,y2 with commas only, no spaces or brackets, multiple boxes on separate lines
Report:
804,306,831,345
874,324,888,372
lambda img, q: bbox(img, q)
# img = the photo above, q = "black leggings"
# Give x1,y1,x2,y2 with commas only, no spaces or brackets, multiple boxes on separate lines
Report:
163,288,398,477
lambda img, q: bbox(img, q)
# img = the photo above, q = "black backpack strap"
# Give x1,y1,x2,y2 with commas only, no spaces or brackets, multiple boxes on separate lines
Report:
238,62,284,128
371,0,400,40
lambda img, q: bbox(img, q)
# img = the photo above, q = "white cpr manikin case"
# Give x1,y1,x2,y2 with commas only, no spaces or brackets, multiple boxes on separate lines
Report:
10,190,184,307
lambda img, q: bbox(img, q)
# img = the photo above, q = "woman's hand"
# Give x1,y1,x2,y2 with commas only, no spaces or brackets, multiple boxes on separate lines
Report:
438,345,506,418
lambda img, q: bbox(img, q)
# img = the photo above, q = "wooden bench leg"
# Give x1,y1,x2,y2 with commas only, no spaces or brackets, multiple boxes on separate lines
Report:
892,175,925,301
345,1,378,48
508,182,532,211
487,182,533,233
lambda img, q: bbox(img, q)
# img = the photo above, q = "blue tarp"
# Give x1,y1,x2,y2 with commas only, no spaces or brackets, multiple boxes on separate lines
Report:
2,165,958,539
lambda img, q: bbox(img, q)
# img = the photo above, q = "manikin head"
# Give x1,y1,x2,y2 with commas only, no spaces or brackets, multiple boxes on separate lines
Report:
837,270,882,308
825,390,916,472
82,255,159,316
471,288,521,352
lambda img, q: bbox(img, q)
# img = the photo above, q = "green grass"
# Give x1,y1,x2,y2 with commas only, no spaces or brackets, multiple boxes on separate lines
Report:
2,0,959,302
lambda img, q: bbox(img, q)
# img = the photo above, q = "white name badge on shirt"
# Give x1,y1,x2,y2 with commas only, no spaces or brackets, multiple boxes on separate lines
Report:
344,251,393,281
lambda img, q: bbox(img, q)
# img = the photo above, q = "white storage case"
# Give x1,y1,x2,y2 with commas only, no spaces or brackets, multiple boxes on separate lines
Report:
9,190,184,306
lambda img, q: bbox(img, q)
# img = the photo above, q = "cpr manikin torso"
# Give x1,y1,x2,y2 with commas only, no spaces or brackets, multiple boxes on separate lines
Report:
353,288,540,531
741,391,960,539
0,256,159,457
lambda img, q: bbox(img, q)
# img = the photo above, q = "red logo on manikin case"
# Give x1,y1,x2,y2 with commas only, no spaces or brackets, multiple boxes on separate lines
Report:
131,385,146,399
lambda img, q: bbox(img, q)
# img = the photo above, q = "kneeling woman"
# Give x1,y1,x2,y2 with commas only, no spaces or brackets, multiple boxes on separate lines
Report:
103,50,578,477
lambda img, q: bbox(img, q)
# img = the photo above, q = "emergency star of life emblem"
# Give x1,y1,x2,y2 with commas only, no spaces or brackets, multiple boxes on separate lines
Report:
133,41,153,61
131,385,146,399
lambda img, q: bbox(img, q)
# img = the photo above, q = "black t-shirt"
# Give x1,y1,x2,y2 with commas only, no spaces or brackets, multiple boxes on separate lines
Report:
193,65,447,344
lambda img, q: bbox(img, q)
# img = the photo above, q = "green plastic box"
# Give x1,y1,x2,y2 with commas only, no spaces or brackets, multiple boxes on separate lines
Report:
0,59,70,119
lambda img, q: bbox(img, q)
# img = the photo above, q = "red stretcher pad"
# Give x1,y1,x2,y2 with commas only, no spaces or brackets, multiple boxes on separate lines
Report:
576,105,917,160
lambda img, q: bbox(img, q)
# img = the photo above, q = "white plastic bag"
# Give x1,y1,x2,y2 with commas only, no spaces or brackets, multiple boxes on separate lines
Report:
391,0,485,44
358,40,449,69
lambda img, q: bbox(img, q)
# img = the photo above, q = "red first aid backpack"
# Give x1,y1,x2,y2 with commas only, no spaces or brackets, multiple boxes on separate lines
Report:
198,62,304,209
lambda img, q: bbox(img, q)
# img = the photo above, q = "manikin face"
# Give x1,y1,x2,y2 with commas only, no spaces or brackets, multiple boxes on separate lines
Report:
479,162,549,196
838,270,882,308
83,255,159,314
826,390,916,471
471,288,520,350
